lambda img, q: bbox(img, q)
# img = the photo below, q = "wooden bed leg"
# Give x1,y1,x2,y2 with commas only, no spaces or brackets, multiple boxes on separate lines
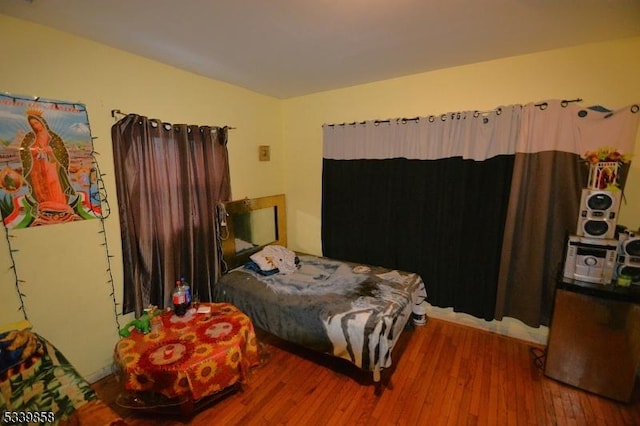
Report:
374,381,383,396
373,368,390,396
373,364,396,396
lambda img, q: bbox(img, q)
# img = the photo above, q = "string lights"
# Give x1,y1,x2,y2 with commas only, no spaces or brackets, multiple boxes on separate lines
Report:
3,226,28,320
1,94,122,335
87,130,123,335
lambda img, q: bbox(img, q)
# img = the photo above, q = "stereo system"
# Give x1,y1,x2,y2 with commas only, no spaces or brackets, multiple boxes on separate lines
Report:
563,176,638,284
563,236,617,284
563,233,640,285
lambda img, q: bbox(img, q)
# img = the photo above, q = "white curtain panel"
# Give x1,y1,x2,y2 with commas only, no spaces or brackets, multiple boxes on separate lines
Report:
323,105,521,161
516,100,638,157
323,100,639,161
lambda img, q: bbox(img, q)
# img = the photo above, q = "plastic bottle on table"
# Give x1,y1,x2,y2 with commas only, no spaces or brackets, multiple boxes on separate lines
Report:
181,277,191,309
172,280,188,316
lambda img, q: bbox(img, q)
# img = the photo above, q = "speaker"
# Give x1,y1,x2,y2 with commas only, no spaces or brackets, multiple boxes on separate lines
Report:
576,189,621,239
615,234,640,285
620,235,640,257
563,235,617,284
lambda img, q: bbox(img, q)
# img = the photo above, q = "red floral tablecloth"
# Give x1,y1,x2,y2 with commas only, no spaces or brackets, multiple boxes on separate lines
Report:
114,303,260,401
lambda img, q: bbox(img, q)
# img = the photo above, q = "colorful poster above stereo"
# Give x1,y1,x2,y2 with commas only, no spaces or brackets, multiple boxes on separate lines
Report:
0,94,101,229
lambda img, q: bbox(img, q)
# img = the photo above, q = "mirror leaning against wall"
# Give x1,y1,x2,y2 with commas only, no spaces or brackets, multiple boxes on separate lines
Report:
221,194,287,270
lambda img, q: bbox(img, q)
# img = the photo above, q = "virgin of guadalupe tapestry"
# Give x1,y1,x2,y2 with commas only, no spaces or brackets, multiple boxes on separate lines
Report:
0,94,101,229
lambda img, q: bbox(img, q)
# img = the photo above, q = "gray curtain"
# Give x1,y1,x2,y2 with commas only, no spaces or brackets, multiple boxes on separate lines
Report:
495,101,640,327
111,114,231,316
494,150,587,326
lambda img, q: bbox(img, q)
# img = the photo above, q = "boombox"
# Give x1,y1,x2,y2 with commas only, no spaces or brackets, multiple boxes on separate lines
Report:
576,189,621,239
615,233,640,285
563,235,617,284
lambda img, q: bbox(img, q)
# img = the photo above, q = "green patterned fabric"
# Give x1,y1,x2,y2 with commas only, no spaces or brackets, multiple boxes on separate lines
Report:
0,329,97,425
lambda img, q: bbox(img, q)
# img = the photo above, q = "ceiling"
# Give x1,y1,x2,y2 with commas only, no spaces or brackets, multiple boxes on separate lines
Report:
2,0,640,99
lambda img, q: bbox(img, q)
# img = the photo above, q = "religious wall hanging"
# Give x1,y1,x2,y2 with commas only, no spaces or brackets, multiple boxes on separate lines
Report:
0,94,102,228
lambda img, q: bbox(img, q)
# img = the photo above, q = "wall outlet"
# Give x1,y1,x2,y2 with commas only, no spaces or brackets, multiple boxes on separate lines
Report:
259,145,270,161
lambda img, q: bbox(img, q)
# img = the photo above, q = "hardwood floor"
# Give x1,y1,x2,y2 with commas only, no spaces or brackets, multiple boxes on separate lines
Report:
93,318,640,425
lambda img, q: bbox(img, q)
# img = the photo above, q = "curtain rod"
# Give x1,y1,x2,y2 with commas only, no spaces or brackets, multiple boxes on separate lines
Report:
325,107,503,128
533,98,582,110
110,109,236,130
324,98,600,128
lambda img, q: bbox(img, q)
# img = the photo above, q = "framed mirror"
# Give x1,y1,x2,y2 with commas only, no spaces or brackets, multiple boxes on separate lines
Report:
221,194,287,270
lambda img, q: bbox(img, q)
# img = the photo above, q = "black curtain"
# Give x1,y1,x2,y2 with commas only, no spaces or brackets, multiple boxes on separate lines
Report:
322,155,514,320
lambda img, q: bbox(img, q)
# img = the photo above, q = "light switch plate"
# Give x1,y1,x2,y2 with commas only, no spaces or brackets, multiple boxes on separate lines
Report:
259,145,270,161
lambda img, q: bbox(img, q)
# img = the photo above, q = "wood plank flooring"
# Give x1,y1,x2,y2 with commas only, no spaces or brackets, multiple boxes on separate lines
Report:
93,318,640,425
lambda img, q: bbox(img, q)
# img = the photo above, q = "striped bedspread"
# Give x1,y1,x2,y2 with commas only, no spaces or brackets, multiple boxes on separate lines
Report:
213,254,427,381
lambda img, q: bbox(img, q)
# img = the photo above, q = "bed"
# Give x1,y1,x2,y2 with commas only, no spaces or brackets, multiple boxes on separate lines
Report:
213,194,427,386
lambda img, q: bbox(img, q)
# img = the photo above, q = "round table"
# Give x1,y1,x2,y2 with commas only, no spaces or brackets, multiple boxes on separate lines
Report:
114,303,260,403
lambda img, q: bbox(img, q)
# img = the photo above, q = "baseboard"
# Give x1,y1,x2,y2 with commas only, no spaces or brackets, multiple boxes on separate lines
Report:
425,304,548,346
86,364,116,384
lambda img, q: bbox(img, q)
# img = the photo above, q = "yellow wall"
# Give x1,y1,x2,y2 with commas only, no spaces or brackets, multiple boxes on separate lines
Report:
282,37,640,255
2,13,639,380
0,15,284,380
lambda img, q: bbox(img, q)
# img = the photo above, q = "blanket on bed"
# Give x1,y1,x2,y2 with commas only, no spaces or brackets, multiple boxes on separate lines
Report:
214,254,427,381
